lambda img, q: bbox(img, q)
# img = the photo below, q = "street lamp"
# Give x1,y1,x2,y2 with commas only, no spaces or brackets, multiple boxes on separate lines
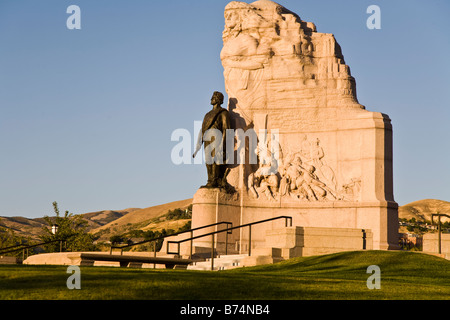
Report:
51,224,59,235
51,224,64,252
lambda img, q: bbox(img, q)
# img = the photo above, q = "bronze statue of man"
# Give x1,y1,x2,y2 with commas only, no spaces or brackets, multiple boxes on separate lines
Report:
193,91,231,189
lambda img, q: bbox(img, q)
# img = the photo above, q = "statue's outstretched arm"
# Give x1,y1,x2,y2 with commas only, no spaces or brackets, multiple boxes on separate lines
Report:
193,128,203,158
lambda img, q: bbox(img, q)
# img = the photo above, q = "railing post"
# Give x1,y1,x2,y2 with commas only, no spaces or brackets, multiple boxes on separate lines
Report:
248,225,252,256
225,222,232,255
190,230,193,259
211,234,215,271
154,240,157,269
285,216,292,227
438,215,442,254
225,231,228,256
362,229,367,250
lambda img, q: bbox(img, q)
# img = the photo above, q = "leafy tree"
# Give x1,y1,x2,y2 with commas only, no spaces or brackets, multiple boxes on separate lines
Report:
0,220,19,248
165,205,193,221
0,220,25,257
0,220,38,258
109,235,125,245
39,201,96,252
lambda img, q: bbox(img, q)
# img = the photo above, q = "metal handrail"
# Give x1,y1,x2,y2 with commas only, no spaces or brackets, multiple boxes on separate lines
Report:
167,216,292,270
0,236,74,260
0,242,32,252
109,221,233,259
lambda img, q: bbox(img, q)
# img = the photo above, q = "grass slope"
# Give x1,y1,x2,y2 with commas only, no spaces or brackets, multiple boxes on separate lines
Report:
1,251,449,300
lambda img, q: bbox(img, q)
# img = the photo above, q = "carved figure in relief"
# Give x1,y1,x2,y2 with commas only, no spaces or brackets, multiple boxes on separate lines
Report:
292,136,337,191
299,164,331,201
342,178,361,200
278,167,289,196
247,168,279,201
310,138,325,164
298,135,312,162
248,172,259,199
309,138,337,190
274,154,339,202
246,131,351,202
282,157,322,201
221,2,276,121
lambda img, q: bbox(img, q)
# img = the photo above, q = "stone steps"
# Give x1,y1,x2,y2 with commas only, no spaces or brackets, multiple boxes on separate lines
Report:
186,247,287,270
187,254,248,271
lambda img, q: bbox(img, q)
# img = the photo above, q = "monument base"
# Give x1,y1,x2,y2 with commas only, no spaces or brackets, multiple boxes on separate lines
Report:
191,188,398,258
240,226,373,266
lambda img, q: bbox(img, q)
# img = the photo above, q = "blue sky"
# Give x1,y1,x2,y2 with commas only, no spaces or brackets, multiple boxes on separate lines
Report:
0,0,449,218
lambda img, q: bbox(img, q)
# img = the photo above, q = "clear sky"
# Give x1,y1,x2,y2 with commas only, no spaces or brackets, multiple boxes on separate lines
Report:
0,0,449,218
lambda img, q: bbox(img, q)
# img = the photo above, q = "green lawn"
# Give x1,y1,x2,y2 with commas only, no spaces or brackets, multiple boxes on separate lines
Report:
1,250,449,300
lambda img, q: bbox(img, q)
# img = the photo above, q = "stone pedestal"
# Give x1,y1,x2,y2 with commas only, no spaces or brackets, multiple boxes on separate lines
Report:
191,187,396,254
191,188,241,253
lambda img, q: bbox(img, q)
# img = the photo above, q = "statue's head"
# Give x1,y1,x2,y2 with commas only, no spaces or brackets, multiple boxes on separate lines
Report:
211,91,224,106
223,1,268,41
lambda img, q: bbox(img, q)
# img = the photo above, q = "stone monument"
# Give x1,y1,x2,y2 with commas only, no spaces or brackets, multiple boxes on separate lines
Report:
190,0,399,259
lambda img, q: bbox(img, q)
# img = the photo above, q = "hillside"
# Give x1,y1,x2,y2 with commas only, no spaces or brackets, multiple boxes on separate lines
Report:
0,199,192,241
0,208,140,241
399,199,450,223
0,216,47,240
2,198,447,242
91,198,193,240
82,208,140,230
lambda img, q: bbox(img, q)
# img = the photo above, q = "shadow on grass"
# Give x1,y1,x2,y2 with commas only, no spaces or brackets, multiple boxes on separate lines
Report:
1,251,449,300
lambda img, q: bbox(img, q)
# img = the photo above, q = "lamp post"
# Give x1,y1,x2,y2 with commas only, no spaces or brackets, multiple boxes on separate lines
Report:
431,213,450,254
51,224,59,235
51,224,63,252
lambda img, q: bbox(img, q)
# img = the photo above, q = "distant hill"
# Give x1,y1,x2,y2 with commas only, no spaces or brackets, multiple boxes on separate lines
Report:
0,216,47,240
82,208,140,230
2,198,448,242
91,199,193,240
398,199,450,223
0,199,192,241
0,207,139,241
